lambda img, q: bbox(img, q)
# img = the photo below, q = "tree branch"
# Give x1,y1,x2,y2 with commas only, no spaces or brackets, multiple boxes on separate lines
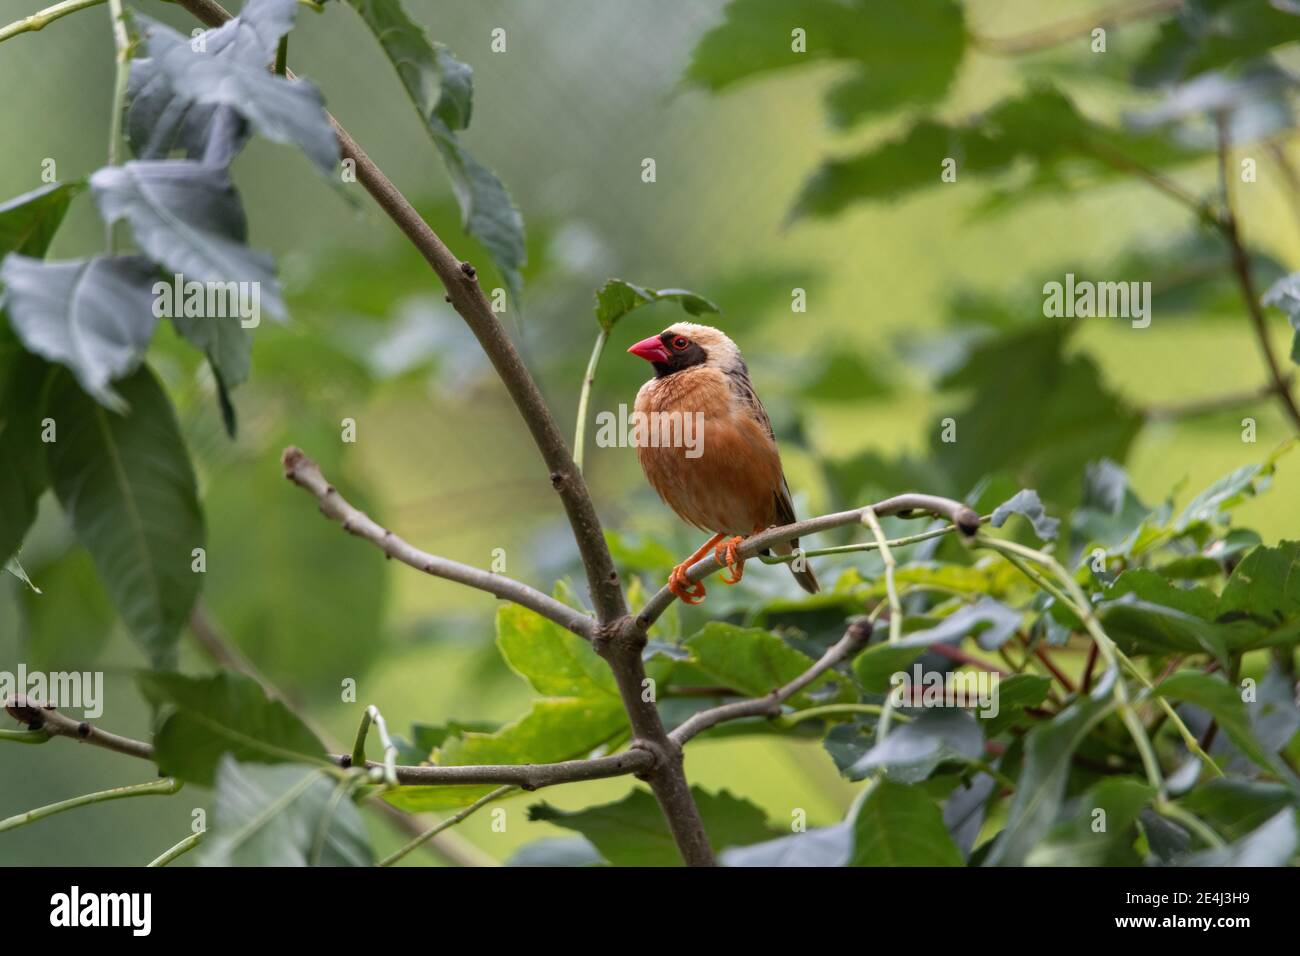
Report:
971,0,1183,56
173,0,628,628
637,494,981,628
281,447,594,640
1217,120,1300,432
669,618,874,745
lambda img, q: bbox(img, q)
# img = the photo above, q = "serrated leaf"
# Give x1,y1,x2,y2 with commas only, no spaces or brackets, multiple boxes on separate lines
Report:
0,342,53,564
529,787,778,867
133,5,338,173
346,0,524,302
791,85,1201,221
593,278,721,333
1,254,160,411
495,603,614,699
850,780,963,866
44,366,202,666
684,621,842,707
849,709,983,783
686,0,965,126
991,490,1060,541
139,671,328,784
90,160,285,320
198,757,372,867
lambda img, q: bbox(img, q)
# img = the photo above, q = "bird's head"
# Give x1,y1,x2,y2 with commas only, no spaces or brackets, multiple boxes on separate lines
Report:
627,323,743,379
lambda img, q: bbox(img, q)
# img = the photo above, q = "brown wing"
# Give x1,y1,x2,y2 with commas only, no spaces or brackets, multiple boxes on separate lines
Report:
725,366,819,594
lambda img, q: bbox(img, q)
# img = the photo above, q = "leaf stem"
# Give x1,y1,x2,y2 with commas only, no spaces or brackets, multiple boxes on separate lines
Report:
148,830,204,866
378,785,515,867
572,328,609,474
105,0,129,252
0,777,180,834
0,0,104,43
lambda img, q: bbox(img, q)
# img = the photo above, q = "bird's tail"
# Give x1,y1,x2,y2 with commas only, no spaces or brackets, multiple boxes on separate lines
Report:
774,537,819,594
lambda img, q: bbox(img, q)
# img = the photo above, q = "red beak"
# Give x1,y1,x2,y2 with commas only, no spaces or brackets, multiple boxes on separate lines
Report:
628,334,671,364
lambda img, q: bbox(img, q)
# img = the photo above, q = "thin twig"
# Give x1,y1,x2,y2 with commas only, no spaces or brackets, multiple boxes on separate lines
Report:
639,494,981,627
0,778,180,834
971,0,1183,56
378,785,515,867
148,831,204,867
572,328,609,473
1217,119,1300,432
281,447,594,640
669,618,873,745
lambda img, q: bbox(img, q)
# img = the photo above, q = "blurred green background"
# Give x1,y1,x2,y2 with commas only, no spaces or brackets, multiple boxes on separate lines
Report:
2,0,1298,865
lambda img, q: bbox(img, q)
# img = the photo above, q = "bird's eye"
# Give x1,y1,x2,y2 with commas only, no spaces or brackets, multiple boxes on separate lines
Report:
672,336,689,351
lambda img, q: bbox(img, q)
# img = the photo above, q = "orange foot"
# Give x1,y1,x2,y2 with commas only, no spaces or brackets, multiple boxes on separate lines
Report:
714,536,746,584
668,562,707,605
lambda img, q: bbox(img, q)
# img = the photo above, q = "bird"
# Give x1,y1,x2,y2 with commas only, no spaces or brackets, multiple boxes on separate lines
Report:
626,322,818,604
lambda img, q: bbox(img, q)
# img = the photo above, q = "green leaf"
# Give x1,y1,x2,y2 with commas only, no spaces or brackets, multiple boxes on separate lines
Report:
1,254,161,411
850,780,964,866
388,698,627,812
1154,670,1288,782
346,0,524,303
1174,440,1294,531
985,695,1111,866
496,603,615,699
721,823,851,866
1177,778,1297,842
928,325,1142,505
506,836,606,867
849,709,983,784
684,622,842,706
1026,778,1155,866
685,0,965,125
90,161,285,320
1216,541,1300,647
983,673,1052,736
0,182,82,257
139,671,328,785
1132,0,1300,88
593,278,720,333
0,344,53,564
791,84,1201,221
528,787,778,867
991,489,1059,541
1176,808,1298,867
45,366,203,665
199,757,373,866
134,5,339,173
387,604,626,811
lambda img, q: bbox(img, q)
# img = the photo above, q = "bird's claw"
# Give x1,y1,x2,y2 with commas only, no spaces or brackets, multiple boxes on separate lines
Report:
714,536,746,585
668,563,707,605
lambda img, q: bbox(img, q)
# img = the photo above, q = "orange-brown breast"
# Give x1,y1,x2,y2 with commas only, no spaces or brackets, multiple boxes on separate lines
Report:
634,366,784,535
